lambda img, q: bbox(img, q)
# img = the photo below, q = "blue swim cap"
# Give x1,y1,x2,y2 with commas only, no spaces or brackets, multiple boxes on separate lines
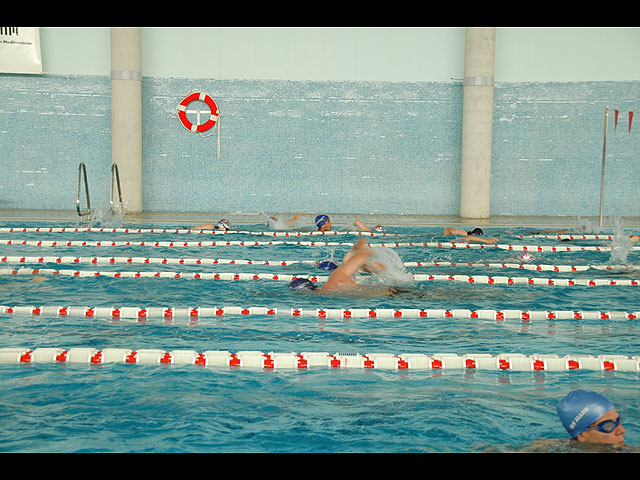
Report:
318,260,337,271
315,215,330,228
289,278,317,290
557,390,615,438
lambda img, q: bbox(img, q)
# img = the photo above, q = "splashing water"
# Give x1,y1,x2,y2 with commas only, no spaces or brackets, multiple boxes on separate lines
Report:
261,214,289,230
88,204,127,228
360,247,415,287
609,219,633,267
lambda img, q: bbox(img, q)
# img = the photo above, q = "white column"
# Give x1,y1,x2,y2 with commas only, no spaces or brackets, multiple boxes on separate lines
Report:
110,27,142,214
459,27,495,219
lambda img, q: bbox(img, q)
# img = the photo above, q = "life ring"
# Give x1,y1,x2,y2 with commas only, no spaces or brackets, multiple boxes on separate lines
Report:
177,92,219,133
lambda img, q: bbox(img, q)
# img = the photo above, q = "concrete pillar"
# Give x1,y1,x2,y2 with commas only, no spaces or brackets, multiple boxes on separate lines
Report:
459,27,495,219
110,27,142,213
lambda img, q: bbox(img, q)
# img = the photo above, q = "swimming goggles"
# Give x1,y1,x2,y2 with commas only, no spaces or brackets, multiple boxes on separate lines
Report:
585,415,622,434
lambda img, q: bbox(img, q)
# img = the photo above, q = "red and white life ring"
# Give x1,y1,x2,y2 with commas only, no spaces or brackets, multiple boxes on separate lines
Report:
177,92,219,133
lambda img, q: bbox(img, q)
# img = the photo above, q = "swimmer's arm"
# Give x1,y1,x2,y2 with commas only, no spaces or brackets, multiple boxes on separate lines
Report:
339,252,376,277
193,223,215,230
285,212,307,225
353,219,372,232
460,235,499,244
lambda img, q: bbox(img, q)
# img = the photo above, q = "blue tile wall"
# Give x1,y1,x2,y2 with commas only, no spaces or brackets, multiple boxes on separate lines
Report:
142,78,462,215
0,75,111,210
492,82,640,217
1,74,638,217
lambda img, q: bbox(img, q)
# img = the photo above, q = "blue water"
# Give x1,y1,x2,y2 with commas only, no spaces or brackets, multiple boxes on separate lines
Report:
0,222,638,452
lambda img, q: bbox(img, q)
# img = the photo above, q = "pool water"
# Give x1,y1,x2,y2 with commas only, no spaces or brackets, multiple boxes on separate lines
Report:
0,222,638,452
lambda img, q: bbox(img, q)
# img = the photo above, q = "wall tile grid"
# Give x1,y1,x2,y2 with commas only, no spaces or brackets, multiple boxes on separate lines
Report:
0,74,638,217
492,82,639,217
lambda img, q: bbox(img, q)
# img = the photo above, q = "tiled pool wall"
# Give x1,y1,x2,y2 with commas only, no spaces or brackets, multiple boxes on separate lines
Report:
1,74,638,217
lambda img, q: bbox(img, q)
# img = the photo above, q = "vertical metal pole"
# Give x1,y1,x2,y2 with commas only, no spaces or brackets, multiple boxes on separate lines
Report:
599,106,609,227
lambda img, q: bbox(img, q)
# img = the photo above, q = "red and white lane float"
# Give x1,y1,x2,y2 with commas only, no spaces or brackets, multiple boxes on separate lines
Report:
1,347,638,372
2,238,638,252
2,267,639,287
1,304,638,321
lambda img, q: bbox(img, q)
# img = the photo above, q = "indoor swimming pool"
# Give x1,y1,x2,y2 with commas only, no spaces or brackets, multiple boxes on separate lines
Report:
0,220,638,452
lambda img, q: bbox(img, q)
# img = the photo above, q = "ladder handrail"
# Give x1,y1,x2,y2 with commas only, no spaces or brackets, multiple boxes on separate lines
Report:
110,163,123,210
76,162,91,220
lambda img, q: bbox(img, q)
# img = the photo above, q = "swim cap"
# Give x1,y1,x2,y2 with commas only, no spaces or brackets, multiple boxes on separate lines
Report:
374,225,386,232
289,278,317,290
557,390,615,438
518,252,536,263
315,215,330,228
217,219,230,230
467,227,483,235
317,260,337,271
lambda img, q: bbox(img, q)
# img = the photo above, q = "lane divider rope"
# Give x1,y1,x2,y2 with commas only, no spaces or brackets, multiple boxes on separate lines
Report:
3,267,639,287
1,254,317,267
520,234,619,240
1,347,638,371
1,305,638,320
0,227,629,243
1,238,634,252
2,254,636,273
0,227,398,237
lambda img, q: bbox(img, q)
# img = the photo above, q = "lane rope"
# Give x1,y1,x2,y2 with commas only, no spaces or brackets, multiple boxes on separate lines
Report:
1,304,638,320
0,227,397,237
3,267,639,287
0,227,630,242
520,234,620,240
1,238,635,252
1,347,638,371
2,254,636,273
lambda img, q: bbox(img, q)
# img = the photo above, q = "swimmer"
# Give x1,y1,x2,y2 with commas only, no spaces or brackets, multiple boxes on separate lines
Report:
193,219,231,231
557,389,626,447
290,239,395,296
444,226,498,244
315,215,374,233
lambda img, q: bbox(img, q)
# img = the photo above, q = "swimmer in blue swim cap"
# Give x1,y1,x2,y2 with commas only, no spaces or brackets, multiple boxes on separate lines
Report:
557,390,625,446
314,215,374,232
315,214,332,232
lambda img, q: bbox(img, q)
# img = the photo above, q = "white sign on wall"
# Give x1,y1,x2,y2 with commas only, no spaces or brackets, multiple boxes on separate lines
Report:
0,27,42,74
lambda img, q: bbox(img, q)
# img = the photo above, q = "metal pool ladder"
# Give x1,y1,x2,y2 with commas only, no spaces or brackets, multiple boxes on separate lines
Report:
110,163,123,213
76,162,91,221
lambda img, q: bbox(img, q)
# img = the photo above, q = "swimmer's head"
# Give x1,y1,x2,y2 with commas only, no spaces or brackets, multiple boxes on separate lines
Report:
518,252,536,263
217,219,230,231
315,214,330,230
374,225,386,232
317,261,337,271
467,227,483,236
289,277,317,290
557,390,615,438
